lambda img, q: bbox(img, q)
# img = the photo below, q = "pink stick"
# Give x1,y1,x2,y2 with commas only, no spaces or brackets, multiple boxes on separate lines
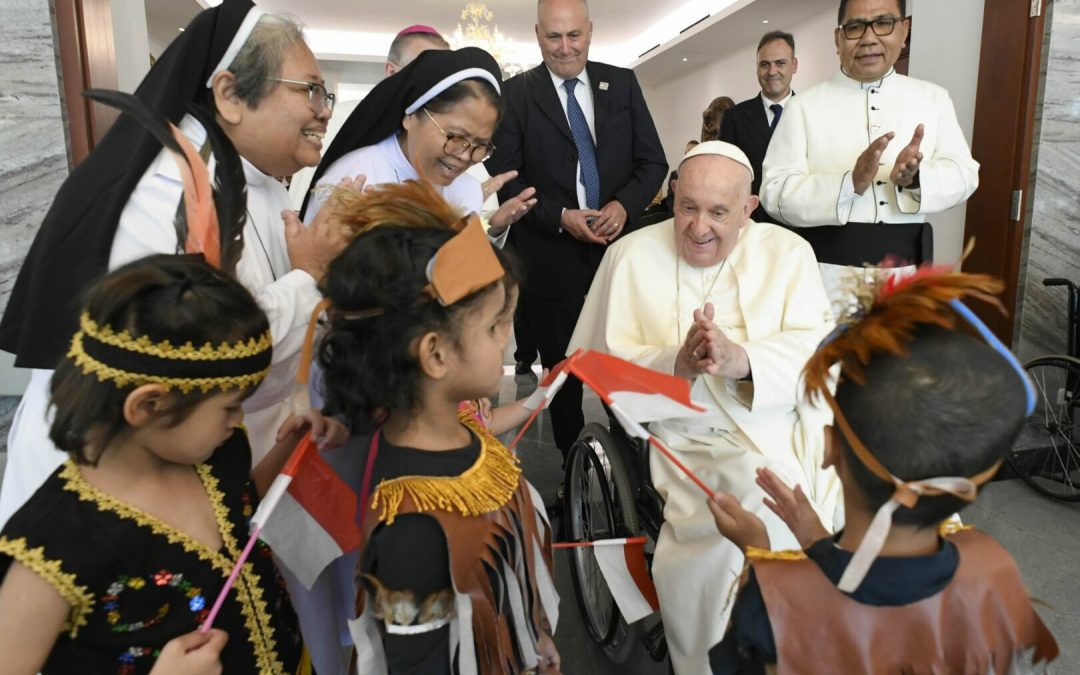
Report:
200,526,262,632
552,536,647,549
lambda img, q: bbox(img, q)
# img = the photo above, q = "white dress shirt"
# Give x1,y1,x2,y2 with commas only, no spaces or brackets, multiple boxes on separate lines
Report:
761,91,793,127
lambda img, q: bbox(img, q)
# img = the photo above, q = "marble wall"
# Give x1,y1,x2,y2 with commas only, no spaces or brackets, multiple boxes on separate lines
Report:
0,0,69,434
1016,0,1080,361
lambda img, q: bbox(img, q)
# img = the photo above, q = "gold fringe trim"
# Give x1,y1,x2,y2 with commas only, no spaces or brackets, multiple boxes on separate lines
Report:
939,521,973,537
60,461,288,672
78,312,271,361
745,547,807,562
68,331,269,394
371,417,522,525
0,536,95,638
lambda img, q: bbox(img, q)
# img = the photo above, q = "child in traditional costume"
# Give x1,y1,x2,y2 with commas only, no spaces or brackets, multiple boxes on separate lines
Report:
707,271,1059,674
316,200,560,674
326,179,543,437
0,255,346,674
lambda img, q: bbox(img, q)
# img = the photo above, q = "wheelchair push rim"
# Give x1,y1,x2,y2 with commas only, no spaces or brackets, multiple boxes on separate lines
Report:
1008,356,1080,501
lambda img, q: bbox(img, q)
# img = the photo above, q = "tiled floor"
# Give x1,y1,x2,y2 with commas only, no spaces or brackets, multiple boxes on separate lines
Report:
1,368,1076,673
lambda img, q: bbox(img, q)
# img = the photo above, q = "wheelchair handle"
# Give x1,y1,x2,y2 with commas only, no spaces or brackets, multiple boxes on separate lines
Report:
1043,278,1076,290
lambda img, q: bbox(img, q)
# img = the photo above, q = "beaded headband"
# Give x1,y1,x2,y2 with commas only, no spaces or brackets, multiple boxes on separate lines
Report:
67,312,273,394
803,269,1034,592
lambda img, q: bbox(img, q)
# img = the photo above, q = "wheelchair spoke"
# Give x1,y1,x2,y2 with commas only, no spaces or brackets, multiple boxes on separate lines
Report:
1009,358,1080,500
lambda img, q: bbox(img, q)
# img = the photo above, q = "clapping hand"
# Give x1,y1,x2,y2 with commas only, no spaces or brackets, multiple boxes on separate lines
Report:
890,124,924,188
487,186,538,236
852,133,894,195
756,467,829,548
708,492,770,553
675,303,750,380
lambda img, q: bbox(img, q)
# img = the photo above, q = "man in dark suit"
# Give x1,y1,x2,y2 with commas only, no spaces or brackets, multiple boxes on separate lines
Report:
487,0,667,460
720,31,798,224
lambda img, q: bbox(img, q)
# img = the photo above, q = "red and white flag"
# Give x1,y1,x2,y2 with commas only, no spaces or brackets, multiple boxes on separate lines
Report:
256,435,361,589
572,350,706,423
521,350,582,410
555,537,659,623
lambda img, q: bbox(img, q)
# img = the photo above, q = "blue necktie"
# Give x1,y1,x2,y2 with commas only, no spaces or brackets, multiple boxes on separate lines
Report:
564,78,600,210
769,103,784,132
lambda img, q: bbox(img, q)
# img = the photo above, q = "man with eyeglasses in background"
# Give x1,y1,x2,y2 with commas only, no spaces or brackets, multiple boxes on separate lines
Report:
760,0,979,310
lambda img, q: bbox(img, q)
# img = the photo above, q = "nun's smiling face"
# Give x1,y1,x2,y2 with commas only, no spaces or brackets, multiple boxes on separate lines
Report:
401,94,498,187
229,42,330,177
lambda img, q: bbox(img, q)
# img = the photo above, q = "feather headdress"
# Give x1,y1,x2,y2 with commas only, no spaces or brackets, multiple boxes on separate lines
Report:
803,269,1006,400
802,268,1034,593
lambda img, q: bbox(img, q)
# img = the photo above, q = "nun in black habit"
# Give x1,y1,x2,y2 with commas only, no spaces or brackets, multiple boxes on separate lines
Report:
0,0,350,538
300,46,536,245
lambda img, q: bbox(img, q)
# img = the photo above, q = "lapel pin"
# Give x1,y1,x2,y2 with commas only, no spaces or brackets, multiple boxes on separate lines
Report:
599,81,609,91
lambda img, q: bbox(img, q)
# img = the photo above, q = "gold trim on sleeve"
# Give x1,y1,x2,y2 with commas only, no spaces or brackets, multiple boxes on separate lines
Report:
745,547,808,561
0,536,94,638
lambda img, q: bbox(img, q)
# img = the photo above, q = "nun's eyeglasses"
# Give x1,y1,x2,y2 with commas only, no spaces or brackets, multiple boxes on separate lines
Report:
263,77,336,114
423,109,496,163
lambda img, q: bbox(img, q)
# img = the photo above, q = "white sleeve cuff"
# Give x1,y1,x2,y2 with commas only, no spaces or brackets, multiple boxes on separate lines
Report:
836,172,858,224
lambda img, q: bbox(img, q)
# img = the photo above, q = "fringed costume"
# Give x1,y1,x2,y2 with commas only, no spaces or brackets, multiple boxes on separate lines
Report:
711,270,1059,674
348,413,558,675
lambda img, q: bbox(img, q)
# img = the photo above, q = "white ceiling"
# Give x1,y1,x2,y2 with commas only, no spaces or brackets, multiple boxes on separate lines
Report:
144,0,838,82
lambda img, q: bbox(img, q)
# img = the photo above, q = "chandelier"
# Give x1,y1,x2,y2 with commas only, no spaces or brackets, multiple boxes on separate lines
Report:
449,2,526,77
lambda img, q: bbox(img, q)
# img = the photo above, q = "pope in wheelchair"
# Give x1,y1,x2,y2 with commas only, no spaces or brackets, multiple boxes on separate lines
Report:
568,141,842,674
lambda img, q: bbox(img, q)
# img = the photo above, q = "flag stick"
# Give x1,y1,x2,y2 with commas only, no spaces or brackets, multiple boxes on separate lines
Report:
199,432,316,632
507,404,544,453
553,536,647,549
200,527,261,632
648,435,716,500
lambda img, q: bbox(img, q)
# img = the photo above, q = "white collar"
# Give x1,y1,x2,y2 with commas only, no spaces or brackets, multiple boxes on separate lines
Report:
548,65,591,92
760,90,793,110
838,67,896,90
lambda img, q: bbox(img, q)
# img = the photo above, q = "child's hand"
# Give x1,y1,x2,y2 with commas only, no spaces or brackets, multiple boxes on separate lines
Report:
536,631,562,674
756,467,829,548
149,629,228,675
276,411,349,449
476,398,494,427
708,492,770,553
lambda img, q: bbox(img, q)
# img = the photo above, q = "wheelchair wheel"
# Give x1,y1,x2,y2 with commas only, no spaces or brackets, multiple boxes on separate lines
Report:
1008,356,1080,501
564,423,644,663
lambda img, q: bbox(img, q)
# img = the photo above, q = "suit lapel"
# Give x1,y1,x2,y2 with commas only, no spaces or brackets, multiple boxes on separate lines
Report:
527,65,574,144
751,96,772,140
587,62,610,151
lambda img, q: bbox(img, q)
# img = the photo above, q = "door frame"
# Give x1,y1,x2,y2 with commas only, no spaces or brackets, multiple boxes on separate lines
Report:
962,0,1048,344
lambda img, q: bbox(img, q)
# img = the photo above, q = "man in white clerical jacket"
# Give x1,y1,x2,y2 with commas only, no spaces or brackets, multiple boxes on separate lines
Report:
760,0,978,308
568,141,841,675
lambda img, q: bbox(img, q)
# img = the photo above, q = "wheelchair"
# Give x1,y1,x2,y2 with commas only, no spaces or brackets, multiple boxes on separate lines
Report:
561,409,669,663
1007,278,1080,501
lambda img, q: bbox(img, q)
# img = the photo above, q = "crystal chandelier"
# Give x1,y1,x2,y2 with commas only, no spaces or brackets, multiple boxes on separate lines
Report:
449,2,525,77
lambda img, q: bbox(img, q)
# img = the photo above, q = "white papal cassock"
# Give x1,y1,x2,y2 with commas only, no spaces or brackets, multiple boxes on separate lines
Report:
568,219,842,675
760,69,979,305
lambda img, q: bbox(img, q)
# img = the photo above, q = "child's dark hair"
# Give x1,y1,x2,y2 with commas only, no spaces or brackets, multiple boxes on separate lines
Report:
49,254,270,464
835,324,1026,527
318,225,516,434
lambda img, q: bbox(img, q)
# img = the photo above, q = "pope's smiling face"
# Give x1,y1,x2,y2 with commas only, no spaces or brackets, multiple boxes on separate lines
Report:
673,155,756,268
